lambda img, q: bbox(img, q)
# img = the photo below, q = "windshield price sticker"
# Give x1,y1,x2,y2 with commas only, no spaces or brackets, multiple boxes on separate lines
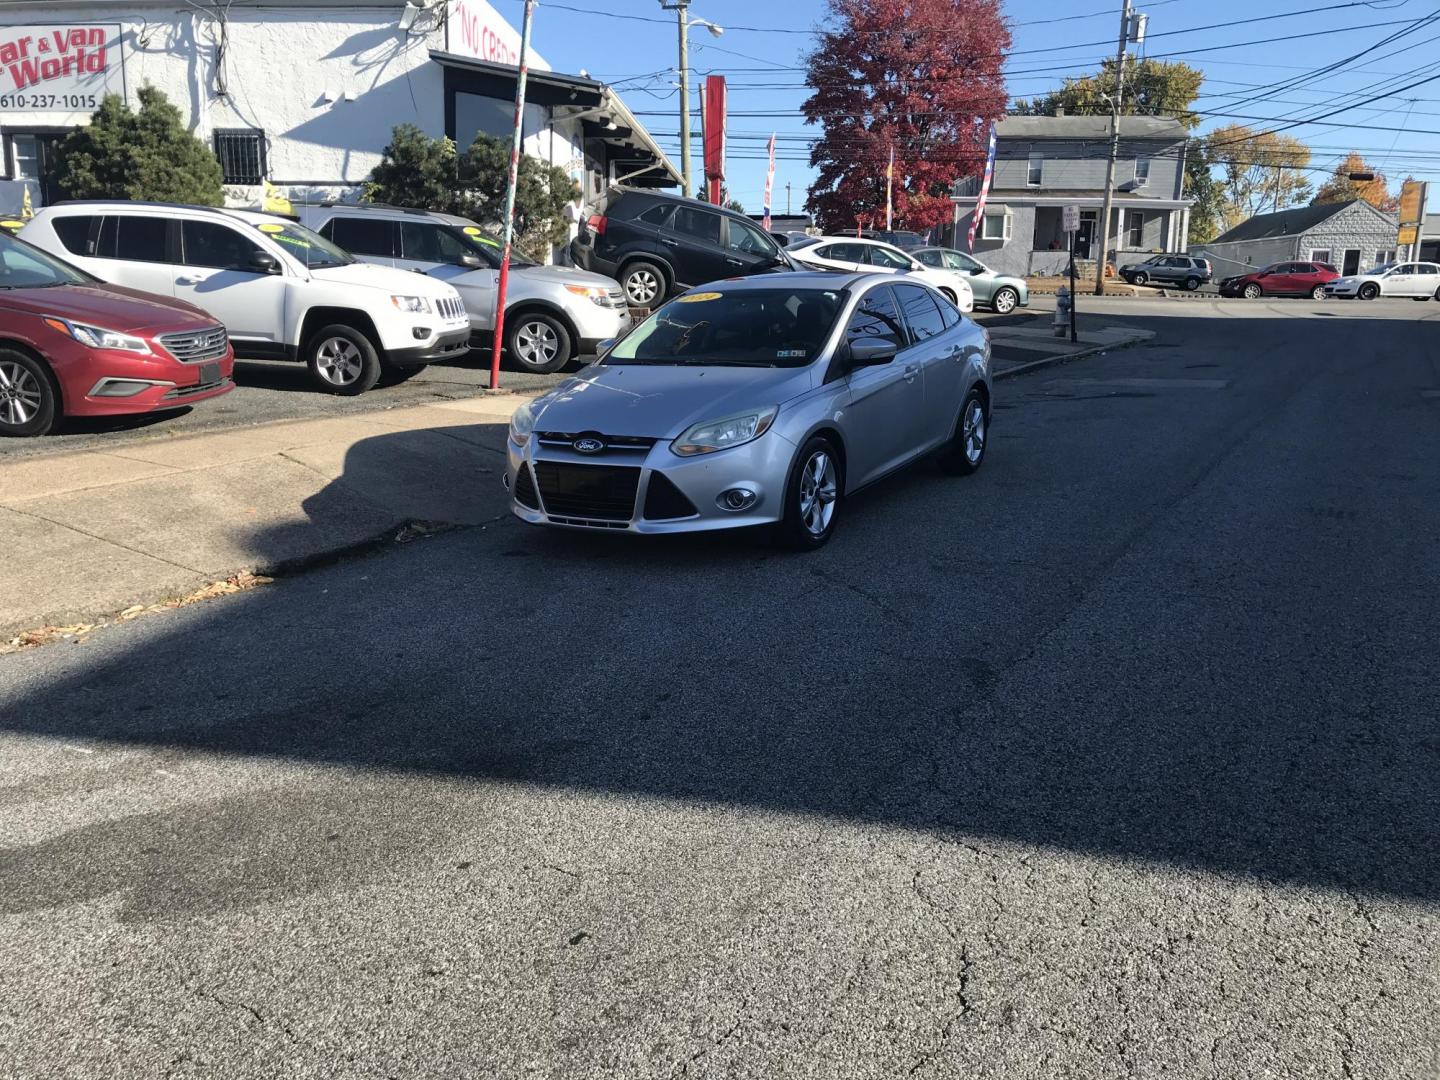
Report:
257,223,285,233
777,349,807,358
677,292,722,303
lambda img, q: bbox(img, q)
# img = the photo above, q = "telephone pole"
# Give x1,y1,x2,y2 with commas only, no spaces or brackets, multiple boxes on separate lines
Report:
1095,0,1135,296
786,181,792,216
660,1,723,199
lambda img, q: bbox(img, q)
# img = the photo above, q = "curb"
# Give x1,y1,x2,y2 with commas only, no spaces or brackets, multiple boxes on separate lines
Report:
994,337,1143,380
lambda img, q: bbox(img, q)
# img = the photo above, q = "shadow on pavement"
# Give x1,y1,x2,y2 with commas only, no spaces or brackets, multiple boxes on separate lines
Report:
3,308,1438,910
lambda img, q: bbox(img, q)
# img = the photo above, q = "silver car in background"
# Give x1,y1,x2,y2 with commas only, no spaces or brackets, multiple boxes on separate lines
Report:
913,247,1030,314
299,203,630,373
505,272,992,549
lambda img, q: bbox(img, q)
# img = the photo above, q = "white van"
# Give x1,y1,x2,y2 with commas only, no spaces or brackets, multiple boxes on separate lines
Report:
21,202,471,394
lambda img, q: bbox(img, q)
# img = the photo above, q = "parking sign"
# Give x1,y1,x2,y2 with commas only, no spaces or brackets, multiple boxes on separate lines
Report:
1062,204,1080,233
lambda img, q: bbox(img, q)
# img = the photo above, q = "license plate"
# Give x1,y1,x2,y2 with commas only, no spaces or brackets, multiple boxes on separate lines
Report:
199,362,220,385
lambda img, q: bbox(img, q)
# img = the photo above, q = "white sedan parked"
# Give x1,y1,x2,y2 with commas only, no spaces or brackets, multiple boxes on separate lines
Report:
787,236,974,312
1324,261,1440,300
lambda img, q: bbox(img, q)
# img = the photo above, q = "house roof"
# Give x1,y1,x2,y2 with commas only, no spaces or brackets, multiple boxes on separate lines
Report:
997,115,1186,140
1208,200,1371,244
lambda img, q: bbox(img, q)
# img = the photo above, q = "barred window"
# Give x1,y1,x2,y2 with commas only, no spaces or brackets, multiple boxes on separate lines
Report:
213,129,266,185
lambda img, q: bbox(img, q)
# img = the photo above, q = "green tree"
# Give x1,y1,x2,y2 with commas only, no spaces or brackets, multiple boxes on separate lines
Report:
1184,140,1227,245
1015,57,1203,127
1208,124,1312,224
364,125,578,259
53,86,224,205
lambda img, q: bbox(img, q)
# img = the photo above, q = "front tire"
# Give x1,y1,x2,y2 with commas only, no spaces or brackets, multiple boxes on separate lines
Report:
621,260,665,308
1131,271,1148,286
775,435,842,551
306,324,381,395
991,286,1018,313
1242,283,1262,299
506,311,572,374
0,348,57,437
939,388,988,476
1358,282,1380,300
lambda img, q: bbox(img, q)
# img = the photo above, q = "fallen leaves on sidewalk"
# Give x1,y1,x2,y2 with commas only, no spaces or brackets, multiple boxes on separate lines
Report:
2,572,272,655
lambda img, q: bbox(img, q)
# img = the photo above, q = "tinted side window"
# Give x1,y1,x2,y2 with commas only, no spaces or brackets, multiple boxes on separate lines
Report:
671,207,722,245
822,243,865,262
727,219,774,256
114,216,170,263
400,222,470,264
844,287,905,350
933,291,961,329
869,245,911,270
637,204,673,227
182,220,266,270
1417,264,1438,275
52,215,99,256
893,284,948,345
330,217,395,258
915,250,944,268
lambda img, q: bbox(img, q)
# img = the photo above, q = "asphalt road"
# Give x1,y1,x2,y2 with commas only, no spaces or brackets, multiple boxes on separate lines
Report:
2,297,1438,1078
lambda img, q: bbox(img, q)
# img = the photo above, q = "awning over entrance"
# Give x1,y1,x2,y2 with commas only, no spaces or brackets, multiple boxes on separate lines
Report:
430,51,681,188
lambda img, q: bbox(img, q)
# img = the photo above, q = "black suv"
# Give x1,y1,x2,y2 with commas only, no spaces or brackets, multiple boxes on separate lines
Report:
860,229,927,251
571,188,794,308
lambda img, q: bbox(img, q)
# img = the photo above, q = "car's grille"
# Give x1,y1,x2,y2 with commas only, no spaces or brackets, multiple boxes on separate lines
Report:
437,296,466,321
643,472,698,520
158,326,228,363
604,289,627,309
513,463,540,509
536,431,657,454
162,377,228,400
533,461,640,521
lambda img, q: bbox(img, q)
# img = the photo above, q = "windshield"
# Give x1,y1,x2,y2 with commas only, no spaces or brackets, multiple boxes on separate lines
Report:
0,232,93,288
606,287,845,368
450,223,537,269
253,221,353,269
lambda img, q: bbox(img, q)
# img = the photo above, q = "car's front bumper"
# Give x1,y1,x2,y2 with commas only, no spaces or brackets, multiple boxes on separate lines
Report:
505,428,799,534
385,325,472,366
59,345,236,417
1324,282,1360,297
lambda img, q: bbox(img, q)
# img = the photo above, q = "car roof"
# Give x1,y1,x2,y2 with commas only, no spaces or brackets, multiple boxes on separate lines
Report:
42,200,297,227
607,187,756,221
296,202,475,227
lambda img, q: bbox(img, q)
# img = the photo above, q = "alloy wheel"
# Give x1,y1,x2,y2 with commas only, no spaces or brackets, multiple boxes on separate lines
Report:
1311,285,1326,300
315,337,364,385
797,450,838,537
0,360,43,427
1243,284,1262,299
993,288,1017,313
962,397,986,465
626,269,659,305
515,320,559,365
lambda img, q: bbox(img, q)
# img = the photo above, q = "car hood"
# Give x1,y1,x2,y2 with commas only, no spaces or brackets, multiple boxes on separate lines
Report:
311,261,459,297
0,282,216,332
529,362,814,439
513,264,619,289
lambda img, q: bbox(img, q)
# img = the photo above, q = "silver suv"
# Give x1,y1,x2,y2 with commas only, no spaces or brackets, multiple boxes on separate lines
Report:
1119,254,1212,291
298,204,631,374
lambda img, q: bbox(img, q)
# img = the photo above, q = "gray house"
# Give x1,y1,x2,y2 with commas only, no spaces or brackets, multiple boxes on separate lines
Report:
1421,213,1439,263
1194,199,1399,279
950,115,1193,278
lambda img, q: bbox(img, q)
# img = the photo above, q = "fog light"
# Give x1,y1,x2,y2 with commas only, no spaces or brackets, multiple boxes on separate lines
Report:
93,379,153,398
717,488,757,512
412,326,431,340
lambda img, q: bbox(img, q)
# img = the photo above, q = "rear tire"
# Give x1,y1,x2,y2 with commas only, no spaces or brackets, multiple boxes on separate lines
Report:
0,348,57,437
938,388,988,476
506,311,572,374
774,435,842,551
305,324,381,395
1358,282,1380,300
991,286,1018,313
621,260,666,308
1310,284,1326,300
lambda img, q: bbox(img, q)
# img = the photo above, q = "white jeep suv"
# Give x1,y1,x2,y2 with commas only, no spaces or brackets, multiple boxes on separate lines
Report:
21,202,471,395
297,203,631,374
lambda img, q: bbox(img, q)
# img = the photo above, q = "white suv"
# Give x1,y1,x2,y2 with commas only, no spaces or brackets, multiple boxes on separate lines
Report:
20,202,471,395
297,203,631,374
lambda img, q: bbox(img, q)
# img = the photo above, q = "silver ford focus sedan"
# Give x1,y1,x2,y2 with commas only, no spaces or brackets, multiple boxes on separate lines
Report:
504,272,991,549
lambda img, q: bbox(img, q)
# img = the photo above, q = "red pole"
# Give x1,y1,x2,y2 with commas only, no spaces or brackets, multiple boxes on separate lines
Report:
489,0,536,391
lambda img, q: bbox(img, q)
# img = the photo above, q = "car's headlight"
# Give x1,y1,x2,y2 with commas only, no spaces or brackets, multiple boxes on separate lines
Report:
564,283,609,306
672,407,777,457
390,294,432,313
43,317,152,354
509,399,538,447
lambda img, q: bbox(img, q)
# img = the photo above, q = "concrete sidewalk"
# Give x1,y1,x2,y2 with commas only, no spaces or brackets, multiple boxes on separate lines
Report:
1,395,523,639
987,320,1154,374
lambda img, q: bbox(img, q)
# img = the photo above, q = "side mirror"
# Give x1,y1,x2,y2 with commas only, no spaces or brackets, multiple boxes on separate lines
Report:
596,338,616,357
970,267,984,276
458,253,483,268
250,250,280,274
849,338,898,367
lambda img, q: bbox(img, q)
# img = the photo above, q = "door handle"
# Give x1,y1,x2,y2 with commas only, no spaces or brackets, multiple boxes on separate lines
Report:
176,275,202,285
725,257,743,266
903,364,919,383
662,237,679,246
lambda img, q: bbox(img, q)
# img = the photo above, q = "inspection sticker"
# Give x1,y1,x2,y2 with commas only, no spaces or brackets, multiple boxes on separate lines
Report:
676,291,723,303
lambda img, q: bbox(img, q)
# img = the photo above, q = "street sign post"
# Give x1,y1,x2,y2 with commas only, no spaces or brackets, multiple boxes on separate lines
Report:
1063,204,1079,343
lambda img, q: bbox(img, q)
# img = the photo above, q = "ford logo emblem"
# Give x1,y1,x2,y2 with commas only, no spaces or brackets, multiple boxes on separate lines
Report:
573,437,605,454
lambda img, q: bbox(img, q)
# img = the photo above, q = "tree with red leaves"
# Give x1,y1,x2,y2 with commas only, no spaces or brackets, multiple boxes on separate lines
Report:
802,0,1011,234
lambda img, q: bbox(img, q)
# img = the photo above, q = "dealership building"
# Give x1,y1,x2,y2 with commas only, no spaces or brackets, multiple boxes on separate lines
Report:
0,0,679,224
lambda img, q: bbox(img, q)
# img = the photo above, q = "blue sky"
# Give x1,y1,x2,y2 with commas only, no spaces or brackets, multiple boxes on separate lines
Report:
504,0,1440,215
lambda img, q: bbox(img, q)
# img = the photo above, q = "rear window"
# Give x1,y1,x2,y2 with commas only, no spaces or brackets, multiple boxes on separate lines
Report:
671,206,722,245
607,286,845,368
893,283,947,344
637,204,673,227
329,216,395,258
114,216,170,263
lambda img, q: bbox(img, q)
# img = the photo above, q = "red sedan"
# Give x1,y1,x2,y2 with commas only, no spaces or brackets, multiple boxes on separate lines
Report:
0,231,234,437
1218,260,1339,300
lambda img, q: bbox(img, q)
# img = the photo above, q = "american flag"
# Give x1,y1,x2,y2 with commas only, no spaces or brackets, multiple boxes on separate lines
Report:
966,125,998,253
762,133,776,232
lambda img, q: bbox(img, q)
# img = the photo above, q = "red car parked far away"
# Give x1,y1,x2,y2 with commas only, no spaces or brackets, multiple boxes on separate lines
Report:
0,230,234,437
1218,260,1339,300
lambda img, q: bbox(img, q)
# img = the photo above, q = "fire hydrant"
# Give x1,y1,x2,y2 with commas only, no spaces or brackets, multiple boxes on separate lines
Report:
1054,286,1071,337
